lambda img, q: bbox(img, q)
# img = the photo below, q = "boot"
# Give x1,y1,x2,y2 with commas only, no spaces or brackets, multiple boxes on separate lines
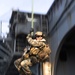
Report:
21,65,32,75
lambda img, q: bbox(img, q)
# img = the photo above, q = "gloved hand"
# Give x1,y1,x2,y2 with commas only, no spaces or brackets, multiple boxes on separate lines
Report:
26,28,34,39
30,28,34,34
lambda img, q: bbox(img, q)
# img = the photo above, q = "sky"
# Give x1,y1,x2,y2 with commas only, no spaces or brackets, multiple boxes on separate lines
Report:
0,0,54,38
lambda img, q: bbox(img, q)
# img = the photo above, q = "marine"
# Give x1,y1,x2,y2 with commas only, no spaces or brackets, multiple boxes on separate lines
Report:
14,31,51,75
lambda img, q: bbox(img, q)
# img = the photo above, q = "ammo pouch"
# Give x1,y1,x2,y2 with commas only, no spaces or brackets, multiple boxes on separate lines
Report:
30,47,40,55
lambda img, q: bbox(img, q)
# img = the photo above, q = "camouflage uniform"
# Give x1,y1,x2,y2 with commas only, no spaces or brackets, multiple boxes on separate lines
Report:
22,31,51,75
27,35,46,58
14,31,51,75
27,35,51,62
14,52,32,75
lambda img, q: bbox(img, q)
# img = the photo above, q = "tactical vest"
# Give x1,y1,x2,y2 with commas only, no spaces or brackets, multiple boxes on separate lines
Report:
29,44,51,62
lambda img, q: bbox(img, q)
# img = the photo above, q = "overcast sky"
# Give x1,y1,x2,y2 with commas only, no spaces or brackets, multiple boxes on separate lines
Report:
0,0,54,37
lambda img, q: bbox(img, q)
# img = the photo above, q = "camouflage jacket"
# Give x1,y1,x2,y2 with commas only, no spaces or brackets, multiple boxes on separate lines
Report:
26,34,46,54
26,34,46,47
26,34,51,61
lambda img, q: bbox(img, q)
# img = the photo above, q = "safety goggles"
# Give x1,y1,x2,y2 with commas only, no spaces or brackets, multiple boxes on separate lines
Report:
36,35,42,37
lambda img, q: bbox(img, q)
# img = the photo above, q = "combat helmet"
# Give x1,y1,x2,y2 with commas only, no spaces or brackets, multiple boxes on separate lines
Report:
35,31,45,37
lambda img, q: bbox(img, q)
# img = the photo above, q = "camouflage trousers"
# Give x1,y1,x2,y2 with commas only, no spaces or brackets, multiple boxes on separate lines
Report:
14,58,32,75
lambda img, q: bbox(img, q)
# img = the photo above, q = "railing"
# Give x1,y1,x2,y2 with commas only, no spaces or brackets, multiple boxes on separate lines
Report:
0,40,13,75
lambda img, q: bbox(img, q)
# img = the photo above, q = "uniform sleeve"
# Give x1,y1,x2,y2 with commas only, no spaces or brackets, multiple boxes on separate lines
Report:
27,37,45,47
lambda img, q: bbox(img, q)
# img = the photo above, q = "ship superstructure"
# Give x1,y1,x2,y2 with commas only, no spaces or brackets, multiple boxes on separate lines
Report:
0,10,48,75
